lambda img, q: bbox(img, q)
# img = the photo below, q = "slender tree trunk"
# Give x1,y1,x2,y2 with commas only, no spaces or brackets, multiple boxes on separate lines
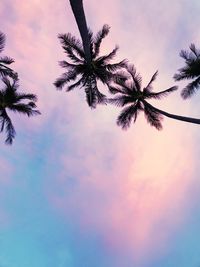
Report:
69,0,91,63
144,100,200,125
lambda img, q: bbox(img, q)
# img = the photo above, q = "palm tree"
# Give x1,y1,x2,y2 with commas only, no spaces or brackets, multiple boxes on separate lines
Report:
109,64,200,130
0,31,17,78
174,43,200,99
0,77,40,144
54,25,127,108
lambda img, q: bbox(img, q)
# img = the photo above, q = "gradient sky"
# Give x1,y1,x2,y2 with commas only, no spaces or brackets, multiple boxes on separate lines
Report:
0,0,200,266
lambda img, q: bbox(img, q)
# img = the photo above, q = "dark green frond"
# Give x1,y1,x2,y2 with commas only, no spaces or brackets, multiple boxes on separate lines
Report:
54,70,78,89
143,103,163,130
0,32,5,53
144,86,178,99
117,103,141,129
94,24,110,57
181,77,200,99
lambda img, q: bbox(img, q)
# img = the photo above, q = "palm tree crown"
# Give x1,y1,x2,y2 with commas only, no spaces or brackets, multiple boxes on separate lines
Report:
0,31,17,78
0,77,40,144
54,25,127,108
174,43,200,99
109,64,178,130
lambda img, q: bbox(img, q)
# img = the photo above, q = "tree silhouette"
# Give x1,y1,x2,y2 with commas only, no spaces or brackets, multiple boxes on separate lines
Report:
0,77,40,144
54,25,127,108
109,64,200,129
0,31,17,78
174,43,200,99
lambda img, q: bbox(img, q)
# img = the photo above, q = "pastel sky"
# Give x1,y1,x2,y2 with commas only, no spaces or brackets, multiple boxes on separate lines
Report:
0,0,200,266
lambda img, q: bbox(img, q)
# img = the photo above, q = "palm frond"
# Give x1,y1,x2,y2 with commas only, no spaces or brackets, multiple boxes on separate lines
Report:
58,33,84,59
94,24,110,57
9,103,41,116
64,47,84,64
107,84,123,94
15,93,37,102
179,49,190,61
84,82,97,108
109,95,135,107
54,70,78,89
126,64,142,91
97,46,119,64
105,59,127,72
0,32,5,53
181,76,200,99
0,110,16,145
117,103,141,129
96,89,107,105
190,43,200,58
67,77,84,91
144,86,178,99
143,103,163,130
143,71,158,93
59,60,78,69
0,56,14,65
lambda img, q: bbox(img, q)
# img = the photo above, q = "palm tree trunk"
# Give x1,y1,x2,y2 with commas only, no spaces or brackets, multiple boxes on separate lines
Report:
69,0,91,63
144,100,200,125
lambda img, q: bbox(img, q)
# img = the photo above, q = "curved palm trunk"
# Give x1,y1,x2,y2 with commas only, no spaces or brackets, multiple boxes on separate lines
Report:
69,0,91,63
144,100,200,125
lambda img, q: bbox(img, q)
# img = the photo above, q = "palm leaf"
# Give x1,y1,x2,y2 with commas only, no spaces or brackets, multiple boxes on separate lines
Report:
143,71,158,93
109,95,135,107
0,110,16,145
15,93,38,102
126,64,142,91
144,86,178,99
181,76,200,99
0,56,14,65
67,77,84,91
58,33,84,59
143,103,163,130
190,43,200,58
54,70,78,89
0,32,5,53
117,103,141,129
94,24,110,57
97,46,119,64
9,103,41,116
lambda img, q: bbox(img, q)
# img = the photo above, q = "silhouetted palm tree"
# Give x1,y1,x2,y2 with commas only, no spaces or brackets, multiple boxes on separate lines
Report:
54,25,127,108
0,31,17,78
174,43,200,99
109,64,200,129
0,77,40,144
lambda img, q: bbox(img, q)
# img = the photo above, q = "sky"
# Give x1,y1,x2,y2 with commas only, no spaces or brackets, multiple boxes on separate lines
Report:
0,0,200,266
